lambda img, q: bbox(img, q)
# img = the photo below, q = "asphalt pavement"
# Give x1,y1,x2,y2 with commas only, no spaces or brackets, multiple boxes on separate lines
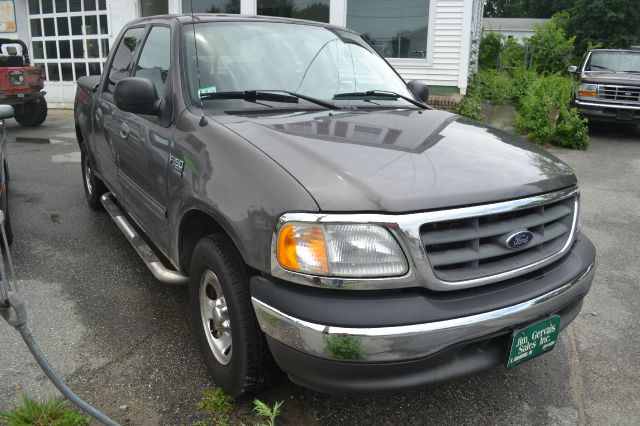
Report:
0,110,638,425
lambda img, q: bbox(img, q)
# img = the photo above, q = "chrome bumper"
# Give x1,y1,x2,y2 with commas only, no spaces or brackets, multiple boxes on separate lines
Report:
252,261,595,362
574,99,640,111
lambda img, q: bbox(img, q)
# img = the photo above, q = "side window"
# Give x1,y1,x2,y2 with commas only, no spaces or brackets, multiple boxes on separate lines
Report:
134,26,171,99
105,27,145,94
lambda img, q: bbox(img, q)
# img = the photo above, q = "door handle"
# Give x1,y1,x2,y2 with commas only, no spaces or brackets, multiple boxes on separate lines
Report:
119,123,130,139
95,108,103,122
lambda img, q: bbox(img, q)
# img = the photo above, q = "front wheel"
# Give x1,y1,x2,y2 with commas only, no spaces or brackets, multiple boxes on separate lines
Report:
189,234,277,396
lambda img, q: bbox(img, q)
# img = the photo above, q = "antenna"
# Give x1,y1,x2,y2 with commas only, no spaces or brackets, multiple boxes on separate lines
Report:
191,0,207,126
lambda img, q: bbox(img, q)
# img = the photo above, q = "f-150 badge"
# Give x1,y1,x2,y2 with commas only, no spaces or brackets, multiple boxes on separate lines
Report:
169,155,185,176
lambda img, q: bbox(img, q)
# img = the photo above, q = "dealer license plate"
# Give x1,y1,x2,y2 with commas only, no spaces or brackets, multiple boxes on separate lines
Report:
506,315,561,368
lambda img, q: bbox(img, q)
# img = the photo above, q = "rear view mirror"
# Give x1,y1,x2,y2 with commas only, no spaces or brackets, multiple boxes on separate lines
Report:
114,77,160,115
567,65,578,74
407,80,429,103
0,105,14,119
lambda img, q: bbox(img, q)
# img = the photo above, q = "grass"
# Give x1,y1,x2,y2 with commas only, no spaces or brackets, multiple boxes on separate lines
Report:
193,388,284,426
0,394,91,426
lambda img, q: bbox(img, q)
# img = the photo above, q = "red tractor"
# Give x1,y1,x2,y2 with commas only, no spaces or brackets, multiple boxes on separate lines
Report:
0,39,47,127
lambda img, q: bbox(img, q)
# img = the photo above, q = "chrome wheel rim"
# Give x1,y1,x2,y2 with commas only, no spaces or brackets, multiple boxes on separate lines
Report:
84,155,93,195
199,270,232,365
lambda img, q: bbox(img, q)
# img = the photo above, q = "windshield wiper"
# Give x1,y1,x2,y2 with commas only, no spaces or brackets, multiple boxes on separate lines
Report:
621,70,640,74
334,90,427,109
589,65,615,72
199,90,336,109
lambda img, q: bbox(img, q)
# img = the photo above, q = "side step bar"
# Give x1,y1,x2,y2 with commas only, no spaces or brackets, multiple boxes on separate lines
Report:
100,193,188,285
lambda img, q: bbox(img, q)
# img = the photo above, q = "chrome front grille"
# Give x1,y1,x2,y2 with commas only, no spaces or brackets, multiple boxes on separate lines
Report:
421,195,577,283
598,84,640,103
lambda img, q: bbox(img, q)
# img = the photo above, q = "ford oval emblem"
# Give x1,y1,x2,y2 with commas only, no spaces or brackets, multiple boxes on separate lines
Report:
505,230,534,249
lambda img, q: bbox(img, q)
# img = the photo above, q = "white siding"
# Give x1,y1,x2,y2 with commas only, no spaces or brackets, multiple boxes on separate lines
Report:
388,0,474,92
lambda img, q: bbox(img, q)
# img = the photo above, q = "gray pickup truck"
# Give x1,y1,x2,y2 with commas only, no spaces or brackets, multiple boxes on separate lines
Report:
570,48,640,123
74,14,596,396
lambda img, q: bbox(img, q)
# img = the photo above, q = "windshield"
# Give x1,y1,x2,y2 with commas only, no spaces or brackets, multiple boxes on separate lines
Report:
182,22,415,109
585,51,640,73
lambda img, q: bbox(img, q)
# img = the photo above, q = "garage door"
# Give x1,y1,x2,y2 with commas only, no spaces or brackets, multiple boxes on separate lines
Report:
27,0,110,107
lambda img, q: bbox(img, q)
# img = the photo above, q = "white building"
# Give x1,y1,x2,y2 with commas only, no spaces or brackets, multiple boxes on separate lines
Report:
483,18,550,42
1,0,483,108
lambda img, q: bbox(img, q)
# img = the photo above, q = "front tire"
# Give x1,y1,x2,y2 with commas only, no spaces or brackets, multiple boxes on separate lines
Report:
189,234,276,396
80,144,106,210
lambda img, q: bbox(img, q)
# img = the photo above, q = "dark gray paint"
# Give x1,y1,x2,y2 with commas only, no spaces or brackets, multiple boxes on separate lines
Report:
75,14,578,274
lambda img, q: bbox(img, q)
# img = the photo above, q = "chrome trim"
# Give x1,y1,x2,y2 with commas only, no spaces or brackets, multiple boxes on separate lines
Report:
100,193,188,285
254,261,595,362
271,186,579,291
575,99,640,111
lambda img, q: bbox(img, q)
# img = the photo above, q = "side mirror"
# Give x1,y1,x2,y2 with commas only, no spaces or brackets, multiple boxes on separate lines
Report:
114,77,160,115
407,80,429,103
0,105,14,119
567,65,578,74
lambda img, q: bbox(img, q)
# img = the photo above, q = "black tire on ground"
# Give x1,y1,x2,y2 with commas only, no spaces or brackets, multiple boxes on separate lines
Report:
1,164,13,245
189,234,278,396
80,144,106,211
14,99,48,127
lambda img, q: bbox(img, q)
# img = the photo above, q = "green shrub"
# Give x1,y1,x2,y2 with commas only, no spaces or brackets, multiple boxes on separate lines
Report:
478,31,503,70
509,67,539,107
500,38,527,69
0,395,90,426
554,107,590,150
455,94,483,121
514,73,589,149
528,19,575,74
468,69,512,103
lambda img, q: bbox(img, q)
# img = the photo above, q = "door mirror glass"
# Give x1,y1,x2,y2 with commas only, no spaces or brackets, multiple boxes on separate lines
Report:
0,105,14,119
407,80,429,103
114,77,160,115
567,65,578,74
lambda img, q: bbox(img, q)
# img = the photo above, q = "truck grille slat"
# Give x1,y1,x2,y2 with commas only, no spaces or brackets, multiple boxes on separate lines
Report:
598,84,640,103
421,196,576,282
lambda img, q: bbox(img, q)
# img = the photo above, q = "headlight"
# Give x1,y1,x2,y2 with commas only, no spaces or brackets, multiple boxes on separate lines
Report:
276,223,408,278
576,83,597,97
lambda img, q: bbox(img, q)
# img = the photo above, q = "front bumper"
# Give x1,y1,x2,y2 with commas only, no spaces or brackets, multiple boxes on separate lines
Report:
251,236,596,393
574,99,640,123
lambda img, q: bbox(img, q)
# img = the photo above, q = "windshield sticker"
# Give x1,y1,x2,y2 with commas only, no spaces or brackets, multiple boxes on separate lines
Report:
198,86,217,98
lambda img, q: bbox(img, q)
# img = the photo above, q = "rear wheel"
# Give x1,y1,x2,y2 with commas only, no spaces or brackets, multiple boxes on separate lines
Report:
80,144,106,211
189,234,277,396
14,99,47,127
1,164,13,245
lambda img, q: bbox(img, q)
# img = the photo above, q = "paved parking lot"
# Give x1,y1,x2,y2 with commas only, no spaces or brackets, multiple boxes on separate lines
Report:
0,110,639,425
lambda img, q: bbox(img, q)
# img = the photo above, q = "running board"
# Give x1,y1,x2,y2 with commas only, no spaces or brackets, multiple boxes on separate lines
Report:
100,193,188,285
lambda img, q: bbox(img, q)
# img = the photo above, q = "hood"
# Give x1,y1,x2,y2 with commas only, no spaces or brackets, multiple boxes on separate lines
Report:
217,108,576,212
582,72,640,85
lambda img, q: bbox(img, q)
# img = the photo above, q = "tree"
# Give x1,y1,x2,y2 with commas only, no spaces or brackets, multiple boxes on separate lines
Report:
562,0,640,53
484,0,574,18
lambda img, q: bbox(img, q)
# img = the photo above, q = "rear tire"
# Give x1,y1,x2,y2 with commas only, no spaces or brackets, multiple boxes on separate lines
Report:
14,99,47,127
189,234,277,396
1,164,13,245
80,143,106,211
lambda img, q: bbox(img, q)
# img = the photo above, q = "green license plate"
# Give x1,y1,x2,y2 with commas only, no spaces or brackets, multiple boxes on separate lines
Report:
507,315,561,368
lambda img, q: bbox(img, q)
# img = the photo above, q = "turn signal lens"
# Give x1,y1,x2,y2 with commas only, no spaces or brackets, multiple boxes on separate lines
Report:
276,222,408,277
577,83,597,97
277,224,328,274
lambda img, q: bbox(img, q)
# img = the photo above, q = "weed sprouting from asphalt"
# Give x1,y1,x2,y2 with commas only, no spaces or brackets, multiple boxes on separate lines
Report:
194,388,285,426
252,399,283,426
195,388,235,426
0,394,90,426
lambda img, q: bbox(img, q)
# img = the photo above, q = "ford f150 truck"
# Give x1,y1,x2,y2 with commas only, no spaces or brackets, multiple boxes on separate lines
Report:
569,48,640,123
74,15,596,396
